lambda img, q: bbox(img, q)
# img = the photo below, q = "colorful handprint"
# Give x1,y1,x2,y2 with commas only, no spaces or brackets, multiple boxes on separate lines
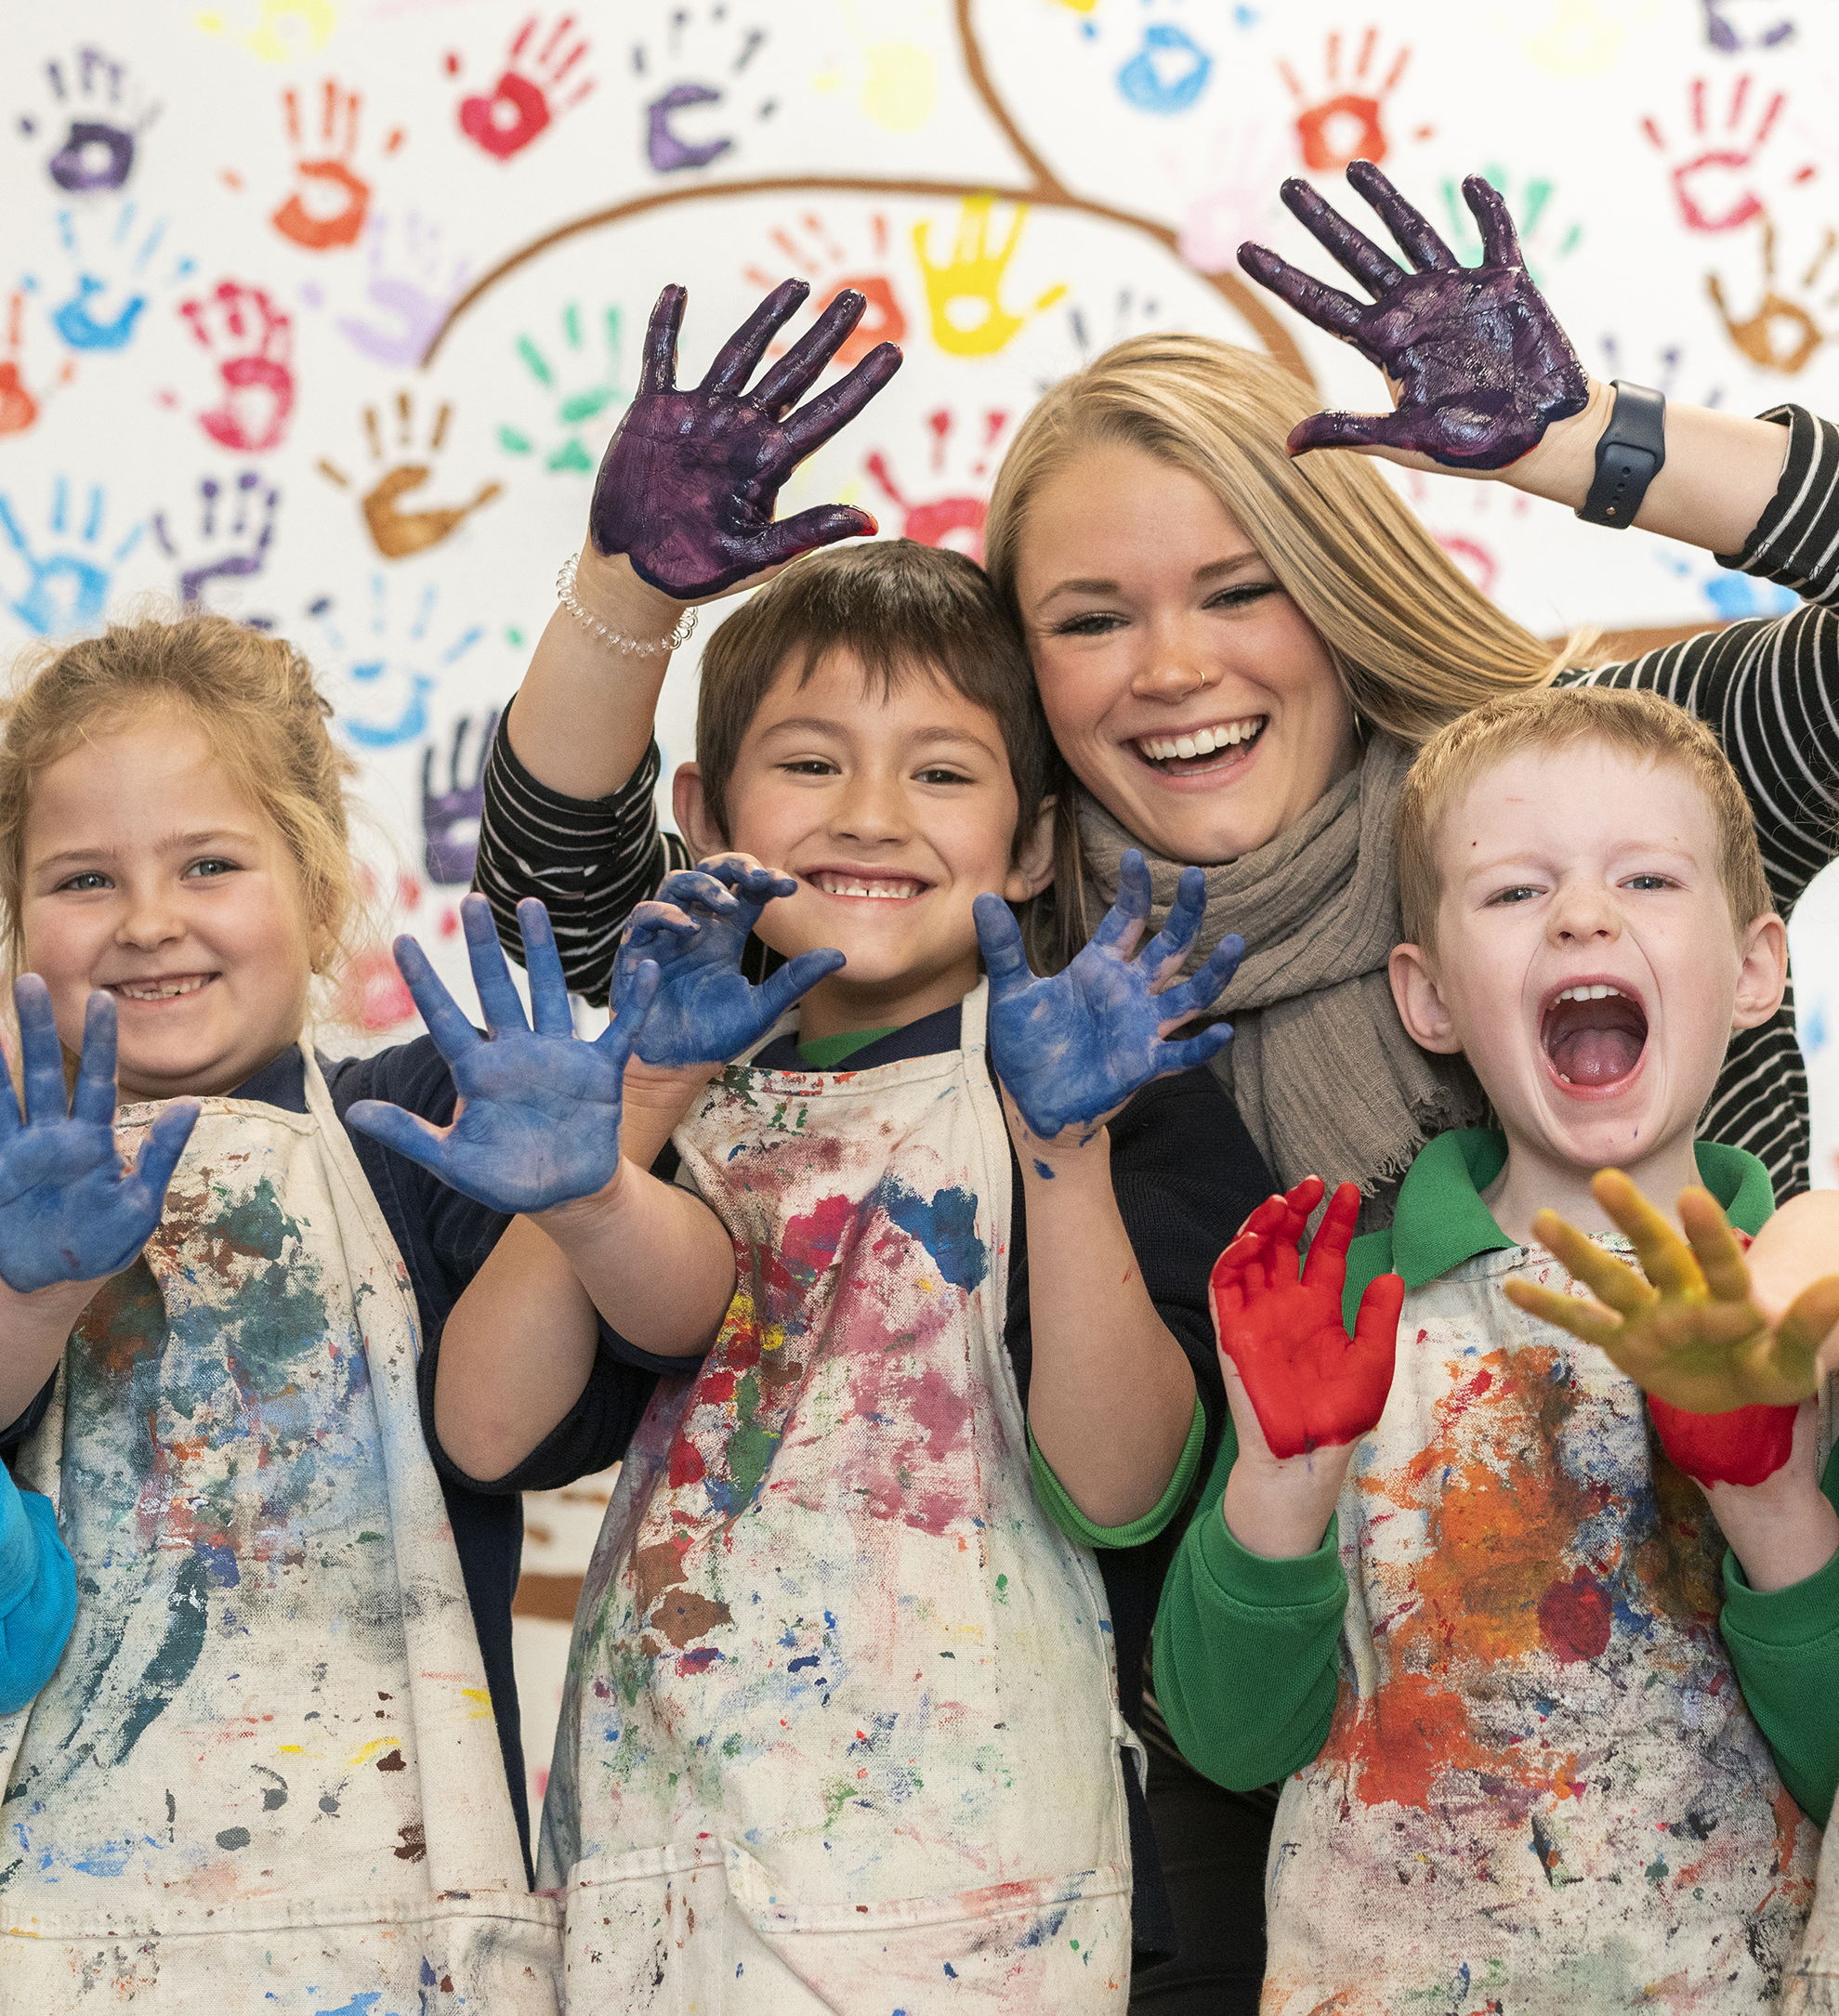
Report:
912,198,1068,359
269,79,402,252
152,469,282,613
1642,75,1814,233
1279,25,1412,174
452,14,594,163
497,303,625,474
334,212,469,370
179,281,295,452
0,479,142,637
320,391,501,559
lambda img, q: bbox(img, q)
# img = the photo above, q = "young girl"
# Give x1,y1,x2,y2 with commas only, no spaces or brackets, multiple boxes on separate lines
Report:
0,614,660,2006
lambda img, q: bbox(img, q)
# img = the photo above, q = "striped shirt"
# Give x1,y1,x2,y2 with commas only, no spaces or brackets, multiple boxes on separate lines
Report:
475,403,1839,1203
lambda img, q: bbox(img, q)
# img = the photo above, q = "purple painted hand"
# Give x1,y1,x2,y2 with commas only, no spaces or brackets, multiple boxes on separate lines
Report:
346,894,659,1214
0,979,199,1294
974,851,1243,1140
611,856,846,1067
588,279,902,597
1238,160,1589,471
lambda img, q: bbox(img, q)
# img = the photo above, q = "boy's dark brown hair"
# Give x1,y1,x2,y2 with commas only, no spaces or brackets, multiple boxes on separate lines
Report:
693,539,1060,863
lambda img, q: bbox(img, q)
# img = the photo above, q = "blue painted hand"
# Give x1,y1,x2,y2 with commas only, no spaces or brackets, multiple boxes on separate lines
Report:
974,851,1242,1139
0,979,199,1294
346,894,660,1214
611,856,847,1067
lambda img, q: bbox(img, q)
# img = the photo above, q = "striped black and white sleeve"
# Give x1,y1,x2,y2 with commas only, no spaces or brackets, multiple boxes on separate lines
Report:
1557,404,1839,1199
473,706,692,1006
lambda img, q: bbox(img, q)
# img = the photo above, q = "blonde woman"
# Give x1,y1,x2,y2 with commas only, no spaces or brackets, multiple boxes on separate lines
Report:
475,168,1839,2008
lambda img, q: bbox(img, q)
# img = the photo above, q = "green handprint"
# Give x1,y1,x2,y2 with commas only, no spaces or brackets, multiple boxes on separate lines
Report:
498,300,625,474
1438,167,1583,290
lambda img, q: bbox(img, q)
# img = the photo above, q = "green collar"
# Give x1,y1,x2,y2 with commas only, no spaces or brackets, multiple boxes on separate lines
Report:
1342,1129,1777,1327
795,1024,899,1070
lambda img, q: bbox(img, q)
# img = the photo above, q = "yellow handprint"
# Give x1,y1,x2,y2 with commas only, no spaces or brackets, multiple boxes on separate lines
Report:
196,0,339,63
913,197,1068,360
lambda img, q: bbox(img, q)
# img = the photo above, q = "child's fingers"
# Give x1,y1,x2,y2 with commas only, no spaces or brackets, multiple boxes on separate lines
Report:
1529,1208,1659,1316
128,1098,203,1209
634,281,686,399
1151,1024,1234,1075
392,936,482,1063
1137,866,1205,978
972,893,1031,988
344,1099,453,1178
70,991,120,1130
1158,933,1245,1022
1503,1274,1623,1351
462,898,533,1037
755,947,847,1028
602,959,661,1064
1590,1170,1705,1301
1769,1276,1839,1396
657,868,743,915
1676,1185,1754,1306
1354,1270,1405,1355
13,976,70,1127
514,898,576,1039
1301,1182,1361,1293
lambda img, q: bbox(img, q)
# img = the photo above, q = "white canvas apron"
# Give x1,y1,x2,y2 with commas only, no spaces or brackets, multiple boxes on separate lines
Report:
1785,1378,1839,2014
539,982,1134,2011
0,1045,562,2009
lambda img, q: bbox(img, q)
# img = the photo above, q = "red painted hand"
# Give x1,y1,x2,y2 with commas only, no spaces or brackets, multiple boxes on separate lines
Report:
1211,1176,1403,1460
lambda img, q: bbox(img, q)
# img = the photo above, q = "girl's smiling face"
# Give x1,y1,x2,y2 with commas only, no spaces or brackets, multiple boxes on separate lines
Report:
1014,439,1357,867
21,712,321,1101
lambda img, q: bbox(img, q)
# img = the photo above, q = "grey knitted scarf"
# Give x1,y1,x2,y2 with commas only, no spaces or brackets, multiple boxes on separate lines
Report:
1077,732,1485,1195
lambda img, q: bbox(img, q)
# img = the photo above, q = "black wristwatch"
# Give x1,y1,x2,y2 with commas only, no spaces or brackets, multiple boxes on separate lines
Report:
1576,380,1666,529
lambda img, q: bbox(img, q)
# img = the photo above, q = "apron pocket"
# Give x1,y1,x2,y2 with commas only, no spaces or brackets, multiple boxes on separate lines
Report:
0,1890,561,2011
561,1841,1132,2011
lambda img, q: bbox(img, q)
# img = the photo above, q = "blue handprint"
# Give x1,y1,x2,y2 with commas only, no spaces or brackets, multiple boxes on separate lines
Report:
304,575,481,751
1117,22,1215,114
0,478,143,635
38,202,192,354
0,980,199,1294
972,850,1242,1140
347,895,660,1213
611,857,846,1067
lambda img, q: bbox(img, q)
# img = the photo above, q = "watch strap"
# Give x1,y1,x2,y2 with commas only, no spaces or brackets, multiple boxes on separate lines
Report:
1577,380,1666,529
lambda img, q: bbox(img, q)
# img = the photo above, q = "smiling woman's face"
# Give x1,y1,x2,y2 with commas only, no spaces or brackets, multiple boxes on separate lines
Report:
1013,439,1358,867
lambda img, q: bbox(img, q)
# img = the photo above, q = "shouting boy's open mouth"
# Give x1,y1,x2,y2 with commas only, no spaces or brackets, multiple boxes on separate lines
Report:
1540,981,1649,1091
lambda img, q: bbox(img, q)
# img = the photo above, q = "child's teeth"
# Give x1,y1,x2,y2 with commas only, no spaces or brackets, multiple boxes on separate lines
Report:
1554,984,1624,1004
819,876,916,899
118,977,204,1000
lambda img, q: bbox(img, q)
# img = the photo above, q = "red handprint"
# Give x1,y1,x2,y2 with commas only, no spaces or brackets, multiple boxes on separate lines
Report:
1279,26,1411,176
1211,1177,1403,1458
0,290,73,439
271,78,401,252
746,213,907,368
1641,74,1812,233
453,14,594,164
180,281,296,453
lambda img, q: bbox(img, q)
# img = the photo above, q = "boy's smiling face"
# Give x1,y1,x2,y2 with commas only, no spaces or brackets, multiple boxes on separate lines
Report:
677,648,1052,1041
1389,740,1786,1185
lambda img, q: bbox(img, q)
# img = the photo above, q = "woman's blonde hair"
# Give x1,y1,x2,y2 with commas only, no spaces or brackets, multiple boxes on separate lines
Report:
983,334,1596,962
0,613,365,992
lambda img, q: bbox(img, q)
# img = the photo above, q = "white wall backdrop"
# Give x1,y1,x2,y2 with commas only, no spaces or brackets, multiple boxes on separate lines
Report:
1,0,1833,1178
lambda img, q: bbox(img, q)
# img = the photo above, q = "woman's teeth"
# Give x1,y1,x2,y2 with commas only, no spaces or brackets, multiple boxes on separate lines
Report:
812,874,920,899
1136,717,1265,764
113,976,208,1001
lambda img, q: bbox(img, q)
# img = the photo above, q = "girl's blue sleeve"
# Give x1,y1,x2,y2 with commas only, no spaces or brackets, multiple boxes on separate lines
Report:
0,1466,76,1714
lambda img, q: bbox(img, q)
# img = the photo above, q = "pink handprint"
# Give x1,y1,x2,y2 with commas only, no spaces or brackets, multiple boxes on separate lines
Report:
453,14,594,163
1641,74,1813,233
179,281,295,453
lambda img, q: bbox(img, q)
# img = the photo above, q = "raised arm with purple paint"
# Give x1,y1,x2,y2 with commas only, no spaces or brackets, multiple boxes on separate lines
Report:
0,979,198,1294
591,279,903,597
972,850,1243,1141
1237,159,1589,470
610,856,846,1067
347,894,659,1215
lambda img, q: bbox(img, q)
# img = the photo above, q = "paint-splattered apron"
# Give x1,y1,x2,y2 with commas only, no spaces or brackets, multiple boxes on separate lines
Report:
1260,1241,1828,2016
540,981,1134,2010
1787,1369,1839,2016
0,1045,562,2009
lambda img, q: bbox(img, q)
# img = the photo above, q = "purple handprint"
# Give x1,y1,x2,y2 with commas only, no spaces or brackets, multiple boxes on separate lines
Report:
422,710,498,886
1238,160,1589,471
588,278,901,598
973,852,1242,1141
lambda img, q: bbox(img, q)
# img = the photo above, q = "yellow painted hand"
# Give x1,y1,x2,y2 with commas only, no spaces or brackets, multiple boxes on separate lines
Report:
1502,1169,1839,1411
913,197,1067,359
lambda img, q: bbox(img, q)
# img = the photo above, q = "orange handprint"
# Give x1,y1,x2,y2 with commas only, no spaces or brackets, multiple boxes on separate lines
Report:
746,211,906,368
270,79,402,252
320,390,502,559
1641,74,1813,233
1279,26,1411,175
0,292,73,439
912,197,1066,360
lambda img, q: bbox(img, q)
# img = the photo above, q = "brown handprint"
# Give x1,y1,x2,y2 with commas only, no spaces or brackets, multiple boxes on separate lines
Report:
1279,26,1412,175
1641,74,1812,233
270,79,401,252
179,281,295,453
320,391,502,559
1708,214,1832,373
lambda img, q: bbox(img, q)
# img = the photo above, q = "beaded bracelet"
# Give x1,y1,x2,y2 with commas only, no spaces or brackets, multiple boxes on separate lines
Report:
556,552,699,657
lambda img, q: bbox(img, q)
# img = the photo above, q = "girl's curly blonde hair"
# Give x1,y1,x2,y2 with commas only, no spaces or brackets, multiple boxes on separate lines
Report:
0,613,366,996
